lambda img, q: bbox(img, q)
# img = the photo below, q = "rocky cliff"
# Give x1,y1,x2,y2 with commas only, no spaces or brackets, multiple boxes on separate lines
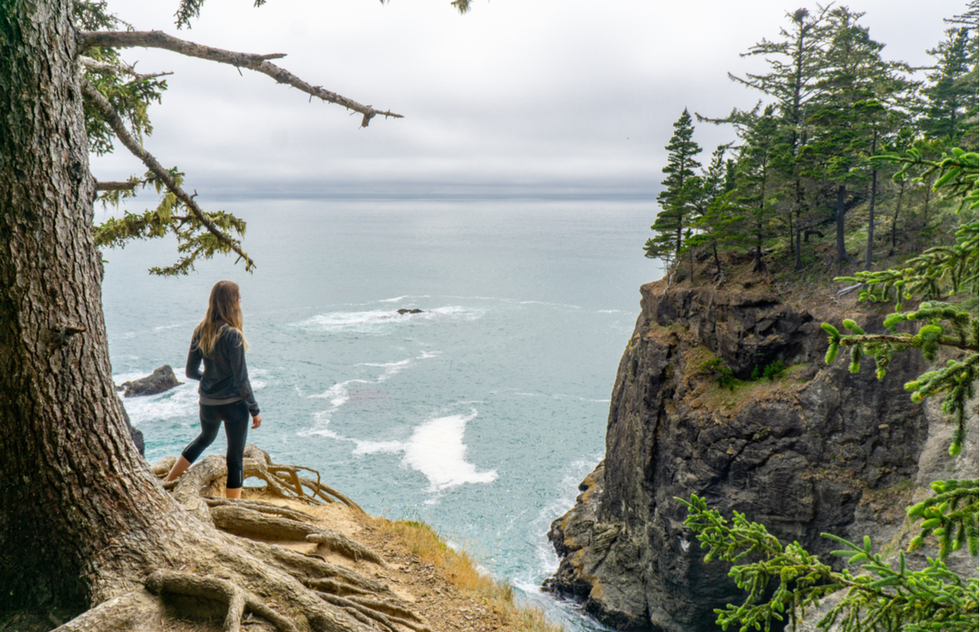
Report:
545,279,976,632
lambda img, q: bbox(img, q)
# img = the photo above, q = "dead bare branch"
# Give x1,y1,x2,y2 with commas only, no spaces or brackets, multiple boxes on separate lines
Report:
78,30,403,127
94,180,138,192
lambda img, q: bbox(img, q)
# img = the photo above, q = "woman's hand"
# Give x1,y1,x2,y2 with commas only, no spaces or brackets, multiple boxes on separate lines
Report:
251,415,262,429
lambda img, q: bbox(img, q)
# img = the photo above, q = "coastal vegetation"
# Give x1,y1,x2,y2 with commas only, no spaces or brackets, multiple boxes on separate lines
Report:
646,3,978,280
649,4,979,631
678,148,978,632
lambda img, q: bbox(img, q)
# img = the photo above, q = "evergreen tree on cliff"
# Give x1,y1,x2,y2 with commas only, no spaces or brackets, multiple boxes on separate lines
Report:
0,0,438,627
728,5,832,270
799,6,897,268
645,108,702,266
728,105,783,273
686,144,739,277
921,23,979,147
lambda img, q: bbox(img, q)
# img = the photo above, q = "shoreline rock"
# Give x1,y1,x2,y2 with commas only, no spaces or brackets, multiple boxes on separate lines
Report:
118,364,182,397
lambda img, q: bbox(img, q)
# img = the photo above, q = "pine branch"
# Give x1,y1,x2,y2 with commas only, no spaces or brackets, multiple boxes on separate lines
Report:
78,30,402,127
81,77,255,272
679,495,980,632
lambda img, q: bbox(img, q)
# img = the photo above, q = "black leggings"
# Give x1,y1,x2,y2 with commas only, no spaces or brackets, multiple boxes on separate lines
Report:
181,401,249,489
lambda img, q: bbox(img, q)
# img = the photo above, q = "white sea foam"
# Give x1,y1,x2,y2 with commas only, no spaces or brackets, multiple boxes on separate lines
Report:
152,322,184,332
115,380,199,426
310,380,367,408
297,309,401,332
378,295,431,303
293,305,484,334
528,453,606,579
361,359,412,382
403,410,497,492
297,411,338,438
352,439,403,455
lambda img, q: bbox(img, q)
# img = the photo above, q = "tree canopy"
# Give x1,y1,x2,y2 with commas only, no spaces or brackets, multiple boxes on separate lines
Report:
648,2,979,277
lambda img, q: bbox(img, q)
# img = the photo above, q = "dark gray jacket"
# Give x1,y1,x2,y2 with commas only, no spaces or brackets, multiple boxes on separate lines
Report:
186,326,260,416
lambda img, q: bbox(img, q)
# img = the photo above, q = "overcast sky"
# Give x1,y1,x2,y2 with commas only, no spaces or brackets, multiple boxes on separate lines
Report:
89,0,970,199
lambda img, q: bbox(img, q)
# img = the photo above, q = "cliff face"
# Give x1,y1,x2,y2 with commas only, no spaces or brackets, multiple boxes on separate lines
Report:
545,280,937,632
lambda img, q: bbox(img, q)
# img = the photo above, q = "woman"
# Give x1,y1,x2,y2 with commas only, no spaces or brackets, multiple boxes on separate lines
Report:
164,280,262,498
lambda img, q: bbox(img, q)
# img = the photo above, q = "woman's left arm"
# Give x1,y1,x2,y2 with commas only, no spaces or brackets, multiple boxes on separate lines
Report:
227,331,260,418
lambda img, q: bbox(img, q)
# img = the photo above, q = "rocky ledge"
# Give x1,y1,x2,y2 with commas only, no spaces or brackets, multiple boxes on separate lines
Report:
544,279,976,632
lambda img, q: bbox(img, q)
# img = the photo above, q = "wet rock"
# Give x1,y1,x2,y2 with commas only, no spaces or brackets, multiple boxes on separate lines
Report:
397,308,424,315
119,365,181,397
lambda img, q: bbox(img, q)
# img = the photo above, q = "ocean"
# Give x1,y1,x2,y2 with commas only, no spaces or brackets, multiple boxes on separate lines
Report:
100,197,660,630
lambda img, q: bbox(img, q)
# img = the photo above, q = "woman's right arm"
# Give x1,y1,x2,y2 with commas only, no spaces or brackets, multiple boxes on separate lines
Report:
186,339,204,381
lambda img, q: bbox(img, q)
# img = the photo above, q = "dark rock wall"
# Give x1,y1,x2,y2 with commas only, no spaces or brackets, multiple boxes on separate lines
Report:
546,281,933,632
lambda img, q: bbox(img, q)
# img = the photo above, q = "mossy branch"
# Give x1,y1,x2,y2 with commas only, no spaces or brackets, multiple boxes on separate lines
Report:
82,78,255,274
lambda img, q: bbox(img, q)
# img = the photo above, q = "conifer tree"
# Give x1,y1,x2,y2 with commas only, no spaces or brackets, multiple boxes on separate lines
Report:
646,109,702,265
727,6,832,269
687,145,740,277
922,25,979,147
800,6,901,268
731,105,782,272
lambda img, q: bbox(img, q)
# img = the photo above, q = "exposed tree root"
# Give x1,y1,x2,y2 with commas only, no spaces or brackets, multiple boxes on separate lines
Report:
145,570,298,632
54,591,163,632
241,445,365,512
53,446,427,632
307,531,387,567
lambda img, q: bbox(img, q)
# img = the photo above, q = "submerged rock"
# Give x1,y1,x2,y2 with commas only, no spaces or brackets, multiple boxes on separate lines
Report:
119,365,182,397
544,279,957,632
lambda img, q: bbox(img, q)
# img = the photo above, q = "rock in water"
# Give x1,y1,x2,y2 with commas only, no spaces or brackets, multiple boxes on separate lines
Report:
120,365,182,397
397,308,424,314
118,398,145,456
545,279,946,632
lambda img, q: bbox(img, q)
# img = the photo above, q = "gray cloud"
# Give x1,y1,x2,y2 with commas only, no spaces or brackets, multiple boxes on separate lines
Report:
90,0,968,199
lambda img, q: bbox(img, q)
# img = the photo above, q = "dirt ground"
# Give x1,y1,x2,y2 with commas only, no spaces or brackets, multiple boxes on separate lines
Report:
260,494,527,632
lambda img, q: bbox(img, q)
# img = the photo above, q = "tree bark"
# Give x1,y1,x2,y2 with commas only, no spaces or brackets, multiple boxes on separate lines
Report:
864,129,878,271
835,184,852,268
891,179,906,249
0,0,197,613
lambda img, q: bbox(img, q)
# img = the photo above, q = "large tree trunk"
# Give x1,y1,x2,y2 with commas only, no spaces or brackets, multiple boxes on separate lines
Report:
0,0,185,611
0,7,411,632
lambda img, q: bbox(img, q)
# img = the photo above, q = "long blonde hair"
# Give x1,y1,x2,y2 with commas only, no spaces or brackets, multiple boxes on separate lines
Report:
193,280,247,357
